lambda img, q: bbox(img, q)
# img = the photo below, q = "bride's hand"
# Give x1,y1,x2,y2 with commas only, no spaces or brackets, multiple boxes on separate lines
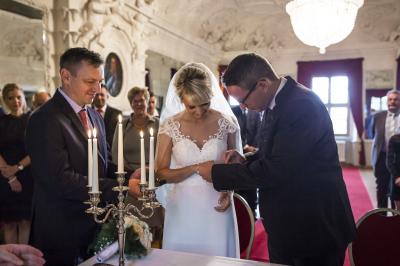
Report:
214,192,231,212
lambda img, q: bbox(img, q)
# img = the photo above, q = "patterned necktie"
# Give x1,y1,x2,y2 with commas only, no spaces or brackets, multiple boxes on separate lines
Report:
97,108,104,117
78,109,90,133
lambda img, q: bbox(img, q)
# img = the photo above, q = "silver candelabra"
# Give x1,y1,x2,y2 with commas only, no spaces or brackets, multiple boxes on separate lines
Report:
85,172,160,266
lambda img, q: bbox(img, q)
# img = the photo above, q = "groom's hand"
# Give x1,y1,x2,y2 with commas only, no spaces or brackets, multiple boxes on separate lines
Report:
198,161,214,182
224,150,245,164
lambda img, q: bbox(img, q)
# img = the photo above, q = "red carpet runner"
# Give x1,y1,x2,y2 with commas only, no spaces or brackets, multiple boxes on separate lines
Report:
245,167,374,265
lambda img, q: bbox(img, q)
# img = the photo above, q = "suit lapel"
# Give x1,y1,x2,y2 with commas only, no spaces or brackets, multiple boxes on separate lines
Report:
54,91,88,141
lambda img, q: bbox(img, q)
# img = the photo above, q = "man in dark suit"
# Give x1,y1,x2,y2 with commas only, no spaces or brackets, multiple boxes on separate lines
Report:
26,48,123,266
200,53,356,265
231,104,261,216
92,84,122,148
371,90,400,208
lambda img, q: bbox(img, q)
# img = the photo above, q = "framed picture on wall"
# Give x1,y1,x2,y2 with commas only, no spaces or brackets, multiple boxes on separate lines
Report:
104,53,123,97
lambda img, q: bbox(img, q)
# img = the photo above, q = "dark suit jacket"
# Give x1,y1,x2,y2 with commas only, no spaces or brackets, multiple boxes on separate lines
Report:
26,90,119,255
212,77,356,257
371,111,387,169
232,106,261,147
0,107,4,117
103,105,122,149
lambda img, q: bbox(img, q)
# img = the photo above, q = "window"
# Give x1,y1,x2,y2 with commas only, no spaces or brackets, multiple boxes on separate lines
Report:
312,76,350,136
370,96,387,112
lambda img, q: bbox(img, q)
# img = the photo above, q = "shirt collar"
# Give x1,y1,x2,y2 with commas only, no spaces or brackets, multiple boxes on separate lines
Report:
268,77,287,110
58,88,87,114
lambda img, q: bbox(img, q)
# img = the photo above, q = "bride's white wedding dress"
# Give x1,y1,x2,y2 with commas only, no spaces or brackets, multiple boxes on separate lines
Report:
156,114,240,258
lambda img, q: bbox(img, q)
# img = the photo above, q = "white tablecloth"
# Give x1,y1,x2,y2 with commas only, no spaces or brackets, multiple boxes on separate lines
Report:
79,248,283,266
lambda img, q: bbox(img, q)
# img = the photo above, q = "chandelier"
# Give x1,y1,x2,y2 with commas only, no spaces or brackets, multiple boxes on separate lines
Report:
286,0,364,54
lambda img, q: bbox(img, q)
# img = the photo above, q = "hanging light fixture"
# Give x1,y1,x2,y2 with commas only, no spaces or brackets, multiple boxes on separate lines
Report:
286,0,364,54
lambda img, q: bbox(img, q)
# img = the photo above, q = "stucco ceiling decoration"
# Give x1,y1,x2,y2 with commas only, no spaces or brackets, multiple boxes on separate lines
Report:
153,0,400,53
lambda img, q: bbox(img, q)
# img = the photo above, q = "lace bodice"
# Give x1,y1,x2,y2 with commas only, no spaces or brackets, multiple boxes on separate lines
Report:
159,115,238,169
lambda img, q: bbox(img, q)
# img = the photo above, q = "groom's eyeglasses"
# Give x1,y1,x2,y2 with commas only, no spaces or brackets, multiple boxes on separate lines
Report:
238,82,257,105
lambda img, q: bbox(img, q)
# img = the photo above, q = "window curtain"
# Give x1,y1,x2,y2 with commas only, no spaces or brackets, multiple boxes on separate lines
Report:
297,58,365,165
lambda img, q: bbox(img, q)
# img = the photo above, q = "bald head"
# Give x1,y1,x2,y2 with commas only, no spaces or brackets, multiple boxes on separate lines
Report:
32,91,51,109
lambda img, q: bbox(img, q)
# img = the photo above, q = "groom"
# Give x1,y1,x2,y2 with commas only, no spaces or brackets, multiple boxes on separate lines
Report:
200,53,356,266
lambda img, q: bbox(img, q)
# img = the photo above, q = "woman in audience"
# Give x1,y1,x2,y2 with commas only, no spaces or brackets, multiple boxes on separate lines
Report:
111,87,159,172
112,86,162,245
387,133,400,210
0,83,33,244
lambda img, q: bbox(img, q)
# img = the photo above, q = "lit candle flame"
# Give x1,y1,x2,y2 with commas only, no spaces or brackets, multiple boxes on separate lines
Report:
149,128,153,137
88,129,92,138
140,130,144,138
93,128,97,138
118,114,122,123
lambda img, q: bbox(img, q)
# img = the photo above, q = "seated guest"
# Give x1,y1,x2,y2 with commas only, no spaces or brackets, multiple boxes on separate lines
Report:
0,83,33,245
31,91,51,110
26,47,132,266
148,91,159,118
92,84,122,148
387,133,400,210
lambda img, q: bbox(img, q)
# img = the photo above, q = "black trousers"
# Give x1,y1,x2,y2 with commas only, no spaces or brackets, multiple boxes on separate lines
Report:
375,152,395,208
268,244,346,266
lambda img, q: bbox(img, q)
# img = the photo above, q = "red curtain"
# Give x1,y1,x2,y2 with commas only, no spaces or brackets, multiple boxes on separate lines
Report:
397,56,400,90
297,58,365,165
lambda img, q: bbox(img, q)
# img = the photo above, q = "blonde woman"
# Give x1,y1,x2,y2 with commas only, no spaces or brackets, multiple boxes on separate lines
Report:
0,83,33,245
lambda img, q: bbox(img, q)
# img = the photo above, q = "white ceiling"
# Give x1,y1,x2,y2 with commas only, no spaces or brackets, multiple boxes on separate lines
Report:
152,0,400,54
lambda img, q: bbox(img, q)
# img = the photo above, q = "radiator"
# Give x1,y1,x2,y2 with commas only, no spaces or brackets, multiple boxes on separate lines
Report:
336,141,346,162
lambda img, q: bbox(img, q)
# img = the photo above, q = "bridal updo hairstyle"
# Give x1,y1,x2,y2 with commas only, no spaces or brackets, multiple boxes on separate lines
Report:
174,63,213,105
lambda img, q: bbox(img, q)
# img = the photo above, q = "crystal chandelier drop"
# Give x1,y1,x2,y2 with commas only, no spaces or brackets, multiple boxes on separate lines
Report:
286,0,364,54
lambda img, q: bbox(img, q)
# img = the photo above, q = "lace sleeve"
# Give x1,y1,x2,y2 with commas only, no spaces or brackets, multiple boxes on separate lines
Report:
218,114,243,154
158,118,181,143
158,119,171,137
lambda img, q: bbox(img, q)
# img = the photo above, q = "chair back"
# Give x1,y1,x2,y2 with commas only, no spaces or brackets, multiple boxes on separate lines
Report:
349,208,400,266
233,193,255,259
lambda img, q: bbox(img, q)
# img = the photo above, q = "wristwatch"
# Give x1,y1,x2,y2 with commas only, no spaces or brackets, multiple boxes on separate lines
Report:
17,163,24,171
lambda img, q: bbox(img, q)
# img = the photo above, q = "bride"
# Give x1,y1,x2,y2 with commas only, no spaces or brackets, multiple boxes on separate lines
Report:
155,62,242,257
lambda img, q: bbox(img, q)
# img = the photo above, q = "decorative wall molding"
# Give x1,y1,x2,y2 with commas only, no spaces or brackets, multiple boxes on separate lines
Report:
365,70,394,89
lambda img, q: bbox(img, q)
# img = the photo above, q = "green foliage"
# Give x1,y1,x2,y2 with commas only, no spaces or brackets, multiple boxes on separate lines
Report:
89,218,148,259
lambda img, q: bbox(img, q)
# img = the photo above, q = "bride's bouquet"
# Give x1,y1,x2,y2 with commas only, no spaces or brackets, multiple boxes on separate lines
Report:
89,215,152,262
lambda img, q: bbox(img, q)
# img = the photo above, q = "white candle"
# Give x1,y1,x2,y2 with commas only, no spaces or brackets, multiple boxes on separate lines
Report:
88,129,93,189
92,128,99,193
140,130,146,184
117,115,123,173
149,128,155,189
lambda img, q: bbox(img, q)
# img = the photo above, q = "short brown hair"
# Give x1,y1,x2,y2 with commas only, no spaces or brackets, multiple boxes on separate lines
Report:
60,47,103,76
222,53,278,91
127,87,149,103
174,63,213,105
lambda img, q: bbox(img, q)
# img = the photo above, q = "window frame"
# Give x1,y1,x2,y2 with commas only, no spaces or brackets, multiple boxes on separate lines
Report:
312,75,350,137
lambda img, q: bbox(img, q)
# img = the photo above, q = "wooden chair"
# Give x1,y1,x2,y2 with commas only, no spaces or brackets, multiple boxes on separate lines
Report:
349,208,400,266
233,193,255,259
